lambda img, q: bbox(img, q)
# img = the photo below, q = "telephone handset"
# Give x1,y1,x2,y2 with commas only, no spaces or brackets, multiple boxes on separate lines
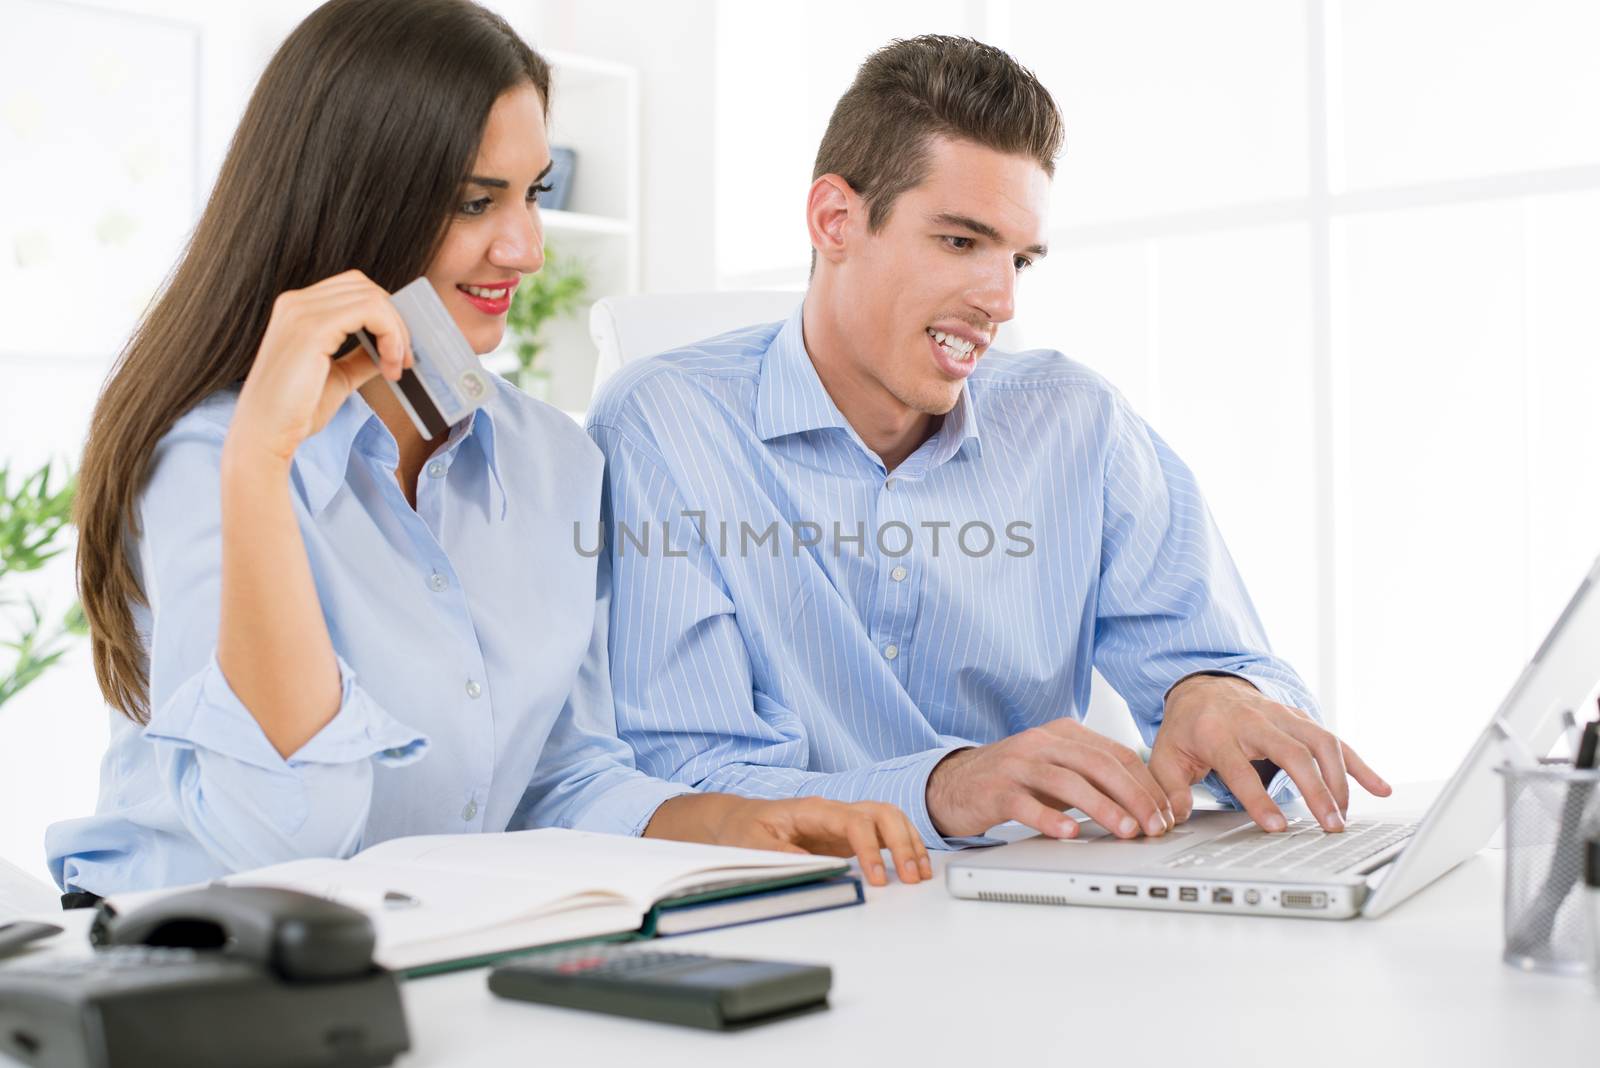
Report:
91,885,377,981
0,885,409,1068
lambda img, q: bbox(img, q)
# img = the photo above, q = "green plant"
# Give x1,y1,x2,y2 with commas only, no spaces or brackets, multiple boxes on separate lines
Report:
504,246,590,396
0,460,86,710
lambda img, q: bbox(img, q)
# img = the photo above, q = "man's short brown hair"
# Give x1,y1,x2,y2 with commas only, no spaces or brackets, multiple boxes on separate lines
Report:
813,35,1064,232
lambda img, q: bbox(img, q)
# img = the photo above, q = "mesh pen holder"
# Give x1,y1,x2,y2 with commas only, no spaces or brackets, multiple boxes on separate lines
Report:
1497,761,1600,974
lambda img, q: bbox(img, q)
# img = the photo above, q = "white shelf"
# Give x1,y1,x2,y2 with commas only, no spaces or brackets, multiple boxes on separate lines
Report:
542,209,633,238
473,35,639,414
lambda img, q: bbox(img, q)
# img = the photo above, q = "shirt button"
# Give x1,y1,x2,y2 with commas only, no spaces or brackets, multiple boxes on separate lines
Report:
427,461,446,479
883,643,899,661
428,572,448,593
890,566,908,582
465,679,482,699
461,800,478,821
884,477,898,491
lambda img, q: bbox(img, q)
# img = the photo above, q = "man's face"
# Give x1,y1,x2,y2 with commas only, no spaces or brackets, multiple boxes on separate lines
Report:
831,136,1050,416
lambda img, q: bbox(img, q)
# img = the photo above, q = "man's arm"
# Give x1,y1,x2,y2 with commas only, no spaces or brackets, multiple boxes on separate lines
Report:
589,418,973,849
1092,394,1389,830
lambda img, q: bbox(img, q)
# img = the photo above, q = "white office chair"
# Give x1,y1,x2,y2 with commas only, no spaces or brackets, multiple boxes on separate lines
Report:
589,290,804,400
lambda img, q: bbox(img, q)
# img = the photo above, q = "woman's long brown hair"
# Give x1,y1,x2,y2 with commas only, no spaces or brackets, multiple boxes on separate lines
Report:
77,0,549,722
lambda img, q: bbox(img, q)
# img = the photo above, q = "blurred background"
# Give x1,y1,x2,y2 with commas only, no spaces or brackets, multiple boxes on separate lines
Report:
2,0,1598,881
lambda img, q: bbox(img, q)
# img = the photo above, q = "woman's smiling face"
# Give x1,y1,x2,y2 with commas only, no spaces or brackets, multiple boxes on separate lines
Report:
424,82,552,355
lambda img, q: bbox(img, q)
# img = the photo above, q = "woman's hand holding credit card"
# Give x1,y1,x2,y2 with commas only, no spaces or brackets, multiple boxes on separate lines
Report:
353,277,493,440
231,269,414,462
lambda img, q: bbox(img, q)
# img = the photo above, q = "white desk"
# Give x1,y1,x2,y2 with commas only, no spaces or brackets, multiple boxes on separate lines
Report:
405,792,1597,1068
403,854,1597,1068
5,790,1596,1068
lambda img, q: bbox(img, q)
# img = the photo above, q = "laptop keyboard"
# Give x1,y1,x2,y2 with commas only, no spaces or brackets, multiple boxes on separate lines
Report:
1163,817,1416,875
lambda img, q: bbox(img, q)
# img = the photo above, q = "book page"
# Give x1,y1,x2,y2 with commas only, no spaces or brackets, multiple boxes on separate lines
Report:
355,828,846,906
221,856,631,958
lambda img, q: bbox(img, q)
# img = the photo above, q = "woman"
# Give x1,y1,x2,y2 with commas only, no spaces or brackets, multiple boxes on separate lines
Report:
48,0,930,896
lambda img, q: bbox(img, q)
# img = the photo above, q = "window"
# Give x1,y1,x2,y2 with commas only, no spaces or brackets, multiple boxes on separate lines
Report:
715,1,1600,776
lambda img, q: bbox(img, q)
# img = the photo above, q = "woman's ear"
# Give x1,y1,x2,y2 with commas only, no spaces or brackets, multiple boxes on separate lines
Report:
806,174,857,268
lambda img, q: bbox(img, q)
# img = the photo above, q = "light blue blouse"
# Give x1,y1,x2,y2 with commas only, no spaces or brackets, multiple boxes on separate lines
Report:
48,378,689,894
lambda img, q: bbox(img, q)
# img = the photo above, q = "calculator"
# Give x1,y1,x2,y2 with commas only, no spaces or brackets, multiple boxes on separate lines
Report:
487,944,832,1031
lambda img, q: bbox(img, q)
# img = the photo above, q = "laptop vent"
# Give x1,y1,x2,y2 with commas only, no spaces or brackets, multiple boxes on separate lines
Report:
976,890,1073,907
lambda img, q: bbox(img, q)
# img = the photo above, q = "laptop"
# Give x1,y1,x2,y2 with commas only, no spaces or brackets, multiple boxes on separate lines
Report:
948,552,1600,919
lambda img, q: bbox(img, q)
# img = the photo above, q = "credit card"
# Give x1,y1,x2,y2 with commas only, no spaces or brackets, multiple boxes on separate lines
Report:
354,277,493,439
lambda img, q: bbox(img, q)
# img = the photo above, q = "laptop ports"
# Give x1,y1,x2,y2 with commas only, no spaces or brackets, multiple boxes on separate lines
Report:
1178,887,1199,903
1211,888,1234,905
1282,891,1329,910
1148,886,1169,899
1115,885,1138,897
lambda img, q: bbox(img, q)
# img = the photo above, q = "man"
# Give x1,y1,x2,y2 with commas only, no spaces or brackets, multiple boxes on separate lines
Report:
586,36,1388,868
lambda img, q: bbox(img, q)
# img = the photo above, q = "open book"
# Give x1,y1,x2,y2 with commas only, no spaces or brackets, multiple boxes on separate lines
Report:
110,829,857,976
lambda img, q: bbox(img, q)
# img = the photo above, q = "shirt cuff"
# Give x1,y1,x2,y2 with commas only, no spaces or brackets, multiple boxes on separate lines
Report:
565,774,699,838
1201,766,1299,810
1165,668,1314,719
886,743,995,851
143,653,429,773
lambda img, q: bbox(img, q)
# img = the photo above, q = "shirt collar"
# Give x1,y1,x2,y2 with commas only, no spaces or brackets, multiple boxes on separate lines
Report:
929,375,982,464
463,397,509,521
754,304,854,442
753,302,984,464
294,392,371,516
293,387,508,520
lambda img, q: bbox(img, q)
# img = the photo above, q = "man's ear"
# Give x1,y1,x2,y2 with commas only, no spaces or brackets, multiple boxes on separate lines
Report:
806,174,857,267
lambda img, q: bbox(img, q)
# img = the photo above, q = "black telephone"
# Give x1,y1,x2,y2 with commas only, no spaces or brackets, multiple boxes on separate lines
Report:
0,886,409,1068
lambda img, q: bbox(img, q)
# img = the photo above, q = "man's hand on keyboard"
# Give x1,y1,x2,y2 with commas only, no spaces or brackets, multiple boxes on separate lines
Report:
1150,675,1391,834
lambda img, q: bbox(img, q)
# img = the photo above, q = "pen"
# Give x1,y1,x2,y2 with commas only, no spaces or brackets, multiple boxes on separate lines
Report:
1561,708,1582,761
0,921,64,960
1576,716,1600,771
1491,714,1540,768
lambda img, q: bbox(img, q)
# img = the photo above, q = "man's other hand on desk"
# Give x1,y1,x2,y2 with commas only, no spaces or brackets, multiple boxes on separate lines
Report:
1150,674,1391,834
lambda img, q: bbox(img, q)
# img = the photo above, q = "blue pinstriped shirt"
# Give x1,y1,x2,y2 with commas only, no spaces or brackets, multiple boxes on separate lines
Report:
587,304,1315,849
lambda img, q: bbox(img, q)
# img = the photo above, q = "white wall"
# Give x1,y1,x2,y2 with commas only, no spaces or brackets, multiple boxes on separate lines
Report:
990,0,1600,780
0,0,328,881
534,0,719,295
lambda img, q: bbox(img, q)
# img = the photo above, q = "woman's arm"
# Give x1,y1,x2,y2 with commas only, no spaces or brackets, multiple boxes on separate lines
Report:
216,443,340,757
217,271,411,757
100,418,429,878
